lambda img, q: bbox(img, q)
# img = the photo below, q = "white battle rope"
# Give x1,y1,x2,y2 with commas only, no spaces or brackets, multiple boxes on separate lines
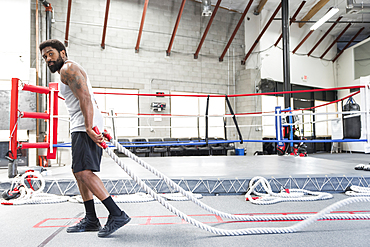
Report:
105,138,370,236
245,176,333,205
345,186,370,196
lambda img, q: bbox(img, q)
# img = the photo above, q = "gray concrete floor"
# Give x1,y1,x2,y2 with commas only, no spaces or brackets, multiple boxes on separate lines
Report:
0,194,369,247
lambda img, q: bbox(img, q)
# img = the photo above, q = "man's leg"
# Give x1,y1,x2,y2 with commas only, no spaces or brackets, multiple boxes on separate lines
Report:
74,170,131,237
66,171,102,233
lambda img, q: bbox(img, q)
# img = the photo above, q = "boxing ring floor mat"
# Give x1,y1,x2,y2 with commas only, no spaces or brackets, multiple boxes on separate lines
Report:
1,153,370,195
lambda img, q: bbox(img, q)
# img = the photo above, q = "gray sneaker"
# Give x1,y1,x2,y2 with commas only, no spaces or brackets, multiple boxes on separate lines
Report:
98,212,131,237
67,216,101,233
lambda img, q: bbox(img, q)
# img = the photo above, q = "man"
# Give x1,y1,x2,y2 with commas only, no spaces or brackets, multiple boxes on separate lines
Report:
39,39,131,238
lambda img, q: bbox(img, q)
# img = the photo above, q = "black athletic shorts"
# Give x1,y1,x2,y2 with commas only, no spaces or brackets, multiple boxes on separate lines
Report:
71,131,102,173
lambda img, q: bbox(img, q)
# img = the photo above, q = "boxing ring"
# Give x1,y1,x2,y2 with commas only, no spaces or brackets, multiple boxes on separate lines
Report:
2,77,370,236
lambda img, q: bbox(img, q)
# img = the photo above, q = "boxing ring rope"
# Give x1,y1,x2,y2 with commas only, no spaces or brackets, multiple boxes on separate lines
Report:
9,79,370,156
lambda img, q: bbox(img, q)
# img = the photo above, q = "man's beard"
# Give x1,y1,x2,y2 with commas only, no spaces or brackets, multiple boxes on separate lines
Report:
48,54,64,73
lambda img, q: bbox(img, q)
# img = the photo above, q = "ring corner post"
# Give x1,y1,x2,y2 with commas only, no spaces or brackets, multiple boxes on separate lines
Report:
275,106,284,148
361,76,370,153
47,82,59,159
9,78,19,178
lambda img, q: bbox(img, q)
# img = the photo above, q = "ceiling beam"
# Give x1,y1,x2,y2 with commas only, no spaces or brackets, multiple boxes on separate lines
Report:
292,30,314,54
194,0,222,59
254,0,268,15
135,0,149,53
101,0,111,49
64,0,72,47
219,0,254,62
274,1,306,46
299,0,330,28
320,23,351,59
242,3,281,64
166,0,187,56
307,16,342,57
332,27,365,62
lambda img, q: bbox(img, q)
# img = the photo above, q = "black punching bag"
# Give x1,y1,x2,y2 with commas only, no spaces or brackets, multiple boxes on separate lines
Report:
343,97,361,139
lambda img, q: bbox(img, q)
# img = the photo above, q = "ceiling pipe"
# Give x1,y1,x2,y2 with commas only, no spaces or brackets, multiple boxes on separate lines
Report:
166,0,187,56
346,0,370,14
64,0,72,47
307,16,342,57
242,3,281,65
332,27,365,62
135,0,149,53
194,0,222,59
320,23,351,59
274,1,306,47
101,0,111,49
219,0,254,62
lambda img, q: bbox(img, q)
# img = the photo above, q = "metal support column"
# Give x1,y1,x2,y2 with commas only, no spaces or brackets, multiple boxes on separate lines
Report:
282,0,291,109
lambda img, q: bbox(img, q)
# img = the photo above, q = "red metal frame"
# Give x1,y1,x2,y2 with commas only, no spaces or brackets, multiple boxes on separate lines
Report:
332,27,365,62
166,0,187,56
242,3,281,64
320,23,351,59
292,30,314,54
101,0,111,49
219,0,254,62
194,0,222,59
22,84,51,94
65,0,73,47
9,78,19,160
307,16,342,57
10,80,59,161
21,112,49,119
274,1,306,47
47,82,59,159
135,0,150,53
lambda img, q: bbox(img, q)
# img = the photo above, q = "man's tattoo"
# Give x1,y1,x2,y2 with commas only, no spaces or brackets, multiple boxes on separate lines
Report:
61,65,87,93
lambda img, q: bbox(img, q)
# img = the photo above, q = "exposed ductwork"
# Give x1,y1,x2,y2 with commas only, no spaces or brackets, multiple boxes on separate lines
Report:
201,0,212,16
346,0,370,14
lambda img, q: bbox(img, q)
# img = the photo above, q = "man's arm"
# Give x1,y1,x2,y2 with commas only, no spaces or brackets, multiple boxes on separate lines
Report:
60,63,103,146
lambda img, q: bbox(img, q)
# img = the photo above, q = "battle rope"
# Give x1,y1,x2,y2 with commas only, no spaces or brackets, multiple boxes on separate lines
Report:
96,128,370,235
69,193,155,204
345,186,370,196
109,136,362,221
245,176,333,205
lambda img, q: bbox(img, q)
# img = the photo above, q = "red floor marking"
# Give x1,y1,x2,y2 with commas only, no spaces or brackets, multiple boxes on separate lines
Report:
33,211,370,228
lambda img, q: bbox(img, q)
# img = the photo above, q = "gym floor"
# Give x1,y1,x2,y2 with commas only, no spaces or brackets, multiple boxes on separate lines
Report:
1,153,370,246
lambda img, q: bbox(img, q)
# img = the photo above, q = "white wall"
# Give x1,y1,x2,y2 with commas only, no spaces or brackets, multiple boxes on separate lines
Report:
0,0,30,83
336,37,370,152
245,9,337,88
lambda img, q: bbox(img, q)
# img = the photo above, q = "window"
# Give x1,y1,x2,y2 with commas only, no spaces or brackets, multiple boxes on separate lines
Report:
93,88,139,137
171,92,225,138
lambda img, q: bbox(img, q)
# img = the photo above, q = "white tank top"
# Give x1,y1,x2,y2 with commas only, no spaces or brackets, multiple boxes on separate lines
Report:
59,60,104,133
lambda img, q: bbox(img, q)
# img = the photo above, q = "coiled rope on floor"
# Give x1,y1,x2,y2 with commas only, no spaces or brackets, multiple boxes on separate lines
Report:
245,176,333,205
1,171,69,206
99,134,370,235
345,186,370,196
